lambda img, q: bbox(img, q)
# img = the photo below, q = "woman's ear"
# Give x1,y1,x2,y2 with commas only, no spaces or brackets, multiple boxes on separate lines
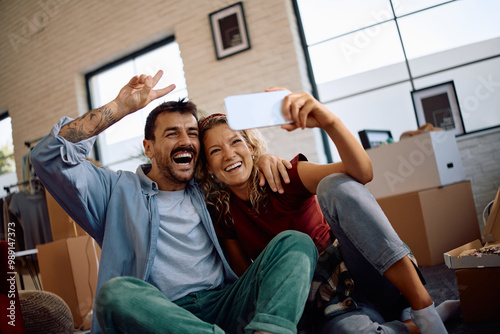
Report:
248,144,254,155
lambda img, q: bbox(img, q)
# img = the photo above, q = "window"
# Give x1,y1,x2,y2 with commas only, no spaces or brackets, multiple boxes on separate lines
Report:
0,113,18,198
295,0,500,162
86,36,188,172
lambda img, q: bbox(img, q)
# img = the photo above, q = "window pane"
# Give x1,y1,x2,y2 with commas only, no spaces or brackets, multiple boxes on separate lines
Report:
0,116,15,175
135,42,188,98
296,0,500,155
0,115,17,198
399,0,500,60
134,42,189,124
317,61,409,101
309,21,406,84
89,61,135,109
394,0,452,16
297,0,393,45
90,61,140,148
323,82,417,162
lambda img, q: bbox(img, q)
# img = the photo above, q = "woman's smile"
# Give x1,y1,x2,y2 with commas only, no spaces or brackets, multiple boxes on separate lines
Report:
225,161,242,172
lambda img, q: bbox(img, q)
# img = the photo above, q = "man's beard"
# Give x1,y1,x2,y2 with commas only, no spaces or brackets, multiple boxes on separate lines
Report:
156,154,197,186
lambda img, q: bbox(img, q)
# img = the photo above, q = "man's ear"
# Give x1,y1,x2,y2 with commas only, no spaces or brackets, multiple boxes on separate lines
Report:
143,139,154,159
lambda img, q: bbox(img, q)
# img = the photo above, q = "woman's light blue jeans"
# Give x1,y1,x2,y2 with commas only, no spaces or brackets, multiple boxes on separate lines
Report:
316,173,412,334
95,230,318,334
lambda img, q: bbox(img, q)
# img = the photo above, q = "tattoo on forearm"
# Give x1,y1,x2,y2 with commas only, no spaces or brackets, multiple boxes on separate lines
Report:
60,106,117,142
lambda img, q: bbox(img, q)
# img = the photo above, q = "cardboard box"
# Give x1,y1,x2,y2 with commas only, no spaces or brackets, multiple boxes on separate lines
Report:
37,236,101,330
45,189,87,241
365,131,465,199
444,186,500,323
377,181,480,266
444,185,500,268
455,267,500,323
444,240,500,268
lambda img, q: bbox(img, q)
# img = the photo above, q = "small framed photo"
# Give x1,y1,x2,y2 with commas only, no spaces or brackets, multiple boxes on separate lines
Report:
209,2,251,60
411,81,464,136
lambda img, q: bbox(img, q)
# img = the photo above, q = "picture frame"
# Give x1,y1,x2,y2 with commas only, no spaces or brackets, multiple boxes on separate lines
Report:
209,2,251,60
411,81,464,136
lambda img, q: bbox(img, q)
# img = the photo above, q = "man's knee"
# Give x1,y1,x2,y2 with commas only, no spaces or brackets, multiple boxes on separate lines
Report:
274,230,316,251
269,231,319,269
95,277,143,319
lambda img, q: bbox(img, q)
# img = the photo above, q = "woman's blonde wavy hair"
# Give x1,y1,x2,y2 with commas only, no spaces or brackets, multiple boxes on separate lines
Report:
196,114,269,227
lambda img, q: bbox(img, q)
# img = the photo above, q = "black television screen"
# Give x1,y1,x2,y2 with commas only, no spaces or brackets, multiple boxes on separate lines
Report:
358,130,393,149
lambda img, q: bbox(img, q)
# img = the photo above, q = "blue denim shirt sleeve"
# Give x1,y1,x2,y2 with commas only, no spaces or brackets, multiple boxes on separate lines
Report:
31,117,118,245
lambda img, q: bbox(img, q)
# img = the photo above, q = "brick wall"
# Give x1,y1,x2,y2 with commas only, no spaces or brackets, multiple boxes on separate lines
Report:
457,129,500,232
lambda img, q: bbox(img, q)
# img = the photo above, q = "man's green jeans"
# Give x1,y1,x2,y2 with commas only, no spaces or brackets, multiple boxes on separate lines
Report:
95,230,318,334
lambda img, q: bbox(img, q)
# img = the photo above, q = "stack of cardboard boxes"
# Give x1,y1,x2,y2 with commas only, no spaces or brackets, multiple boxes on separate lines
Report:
36,191,100,330
365,131,481,266
365,131,499,323
444,187,500,323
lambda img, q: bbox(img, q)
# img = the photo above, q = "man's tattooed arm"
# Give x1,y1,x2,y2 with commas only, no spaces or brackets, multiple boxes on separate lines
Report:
59,105,118,143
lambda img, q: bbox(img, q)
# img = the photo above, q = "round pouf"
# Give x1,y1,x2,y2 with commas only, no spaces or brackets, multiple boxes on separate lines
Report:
19,290,74,334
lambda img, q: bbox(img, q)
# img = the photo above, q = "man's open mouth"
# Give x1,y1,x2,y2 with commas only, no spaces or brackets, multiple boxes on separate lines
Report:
173,152,194,165
225,162,242,172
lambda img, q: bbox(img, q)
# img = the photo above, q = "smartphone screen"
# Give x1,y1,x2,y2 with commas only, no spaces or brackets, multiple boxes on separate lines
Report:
224,90,292,130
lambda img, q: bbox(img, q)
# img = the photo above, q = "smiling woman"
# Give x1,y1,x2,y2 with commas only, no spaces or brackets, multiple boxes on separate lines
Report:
197,113,269,226
202,123,255,199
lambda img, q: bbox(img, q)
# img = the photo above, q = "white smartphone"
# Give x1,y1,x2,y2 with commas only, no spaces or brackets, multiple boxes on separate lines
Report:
224,90,292,130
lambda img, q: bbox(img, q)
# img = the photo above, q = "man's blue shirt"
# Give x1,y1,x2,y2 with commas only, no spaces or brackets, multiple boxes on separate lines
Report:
31,117,238,333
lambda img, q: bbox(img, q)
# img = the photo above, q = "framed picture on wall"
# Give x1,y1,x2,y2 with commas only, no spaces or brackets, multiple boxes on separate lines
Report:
209,2,251,60
411,81,465,136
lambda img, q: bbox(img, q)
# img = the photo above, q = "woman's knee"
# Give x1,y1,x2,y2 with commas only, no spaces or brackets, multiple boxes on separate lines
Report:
317,173,361,212
317,173,359,198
